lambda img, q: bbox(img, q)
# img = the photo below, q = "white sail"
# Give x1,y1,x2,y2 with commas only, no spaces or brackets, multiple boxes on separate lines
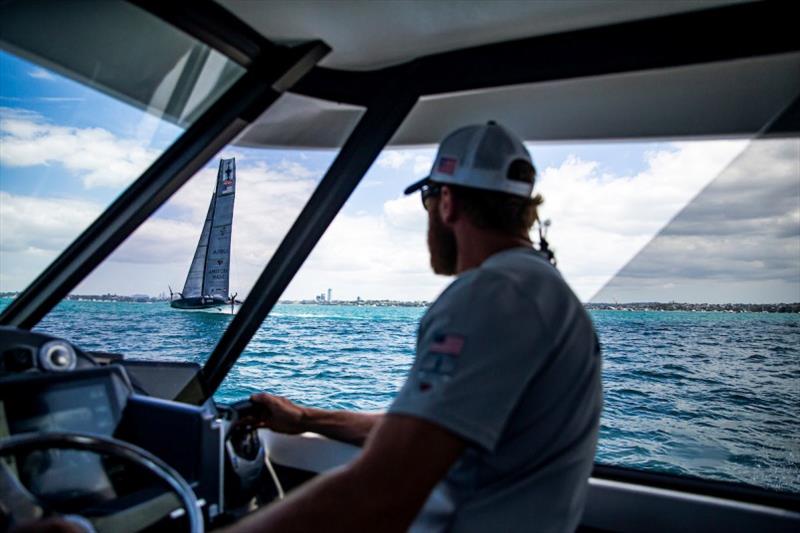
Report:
202,158,236,299
179,158,236,301
181,194,214,298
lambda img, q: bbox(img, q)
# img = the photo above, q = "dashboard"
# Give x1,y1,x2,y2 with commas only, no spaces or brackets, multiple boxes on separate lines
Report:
0,325,268,531
1,368,128,439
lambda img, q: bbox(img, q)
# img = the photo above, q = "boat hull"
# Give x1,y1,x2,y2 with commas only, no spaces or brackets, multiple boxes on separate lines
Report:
170,297,241,314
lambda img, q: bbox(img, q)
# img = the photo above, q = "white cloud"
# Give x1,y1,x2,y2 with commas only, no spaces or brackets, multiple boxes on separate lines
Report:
37,97,84,103
0,108,161,188
28,68,55,80
0,191,102,253
0,192,104,291
413,154,434,175
0,143,324,293
383,194,426,232
81,154,322,294
68,153,445,299
377,150,413,169
285,194,447,301
9,134,787,305
534,140,748,299
593,138,800,303
289,139,758,302
377,149,434,176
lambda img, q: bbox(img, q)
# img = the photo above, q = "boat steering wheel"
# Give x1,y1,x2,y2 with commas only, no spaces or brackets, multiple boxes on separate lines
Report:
0,432,202,533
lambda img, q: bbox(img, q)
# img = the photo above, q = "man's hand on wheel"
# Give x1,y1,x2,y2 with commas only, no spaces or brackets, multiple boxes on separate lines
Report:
247,393,307,434
237,394,381,445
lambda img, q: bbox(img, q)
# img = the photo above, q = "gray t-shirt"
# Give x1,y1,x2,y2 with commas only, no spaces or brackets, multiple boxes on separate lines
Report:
389,247,602,533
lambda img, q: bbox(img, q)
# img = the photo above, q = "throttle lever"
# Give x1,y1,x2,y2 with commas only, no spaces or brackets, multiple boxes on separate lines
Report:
230,399,260,423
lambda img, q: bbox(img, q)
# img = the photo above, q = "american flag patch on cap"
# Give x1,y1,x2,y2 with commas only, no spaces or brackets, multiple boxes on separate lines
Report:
429,334,465,356
436,156,458,176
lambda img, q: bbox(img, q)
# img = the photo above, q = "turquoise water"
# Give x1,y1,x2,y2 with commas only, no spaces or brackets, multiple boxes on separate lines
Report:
3,298,799,493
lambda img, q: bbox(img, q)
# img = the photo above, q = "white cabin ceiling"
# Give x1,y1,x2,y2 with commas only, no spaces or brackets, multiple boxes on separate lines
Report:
216,0,750,70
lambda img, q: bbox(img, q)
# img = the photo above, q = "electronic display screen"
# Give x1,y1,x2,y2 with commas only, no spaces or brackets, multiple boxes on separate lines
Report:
5,381,117,437
0,376,123,503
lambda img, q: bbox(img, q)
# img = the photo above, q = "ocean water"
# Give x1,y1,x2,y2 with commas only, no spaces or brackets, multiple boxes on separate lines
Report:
3,298,799,494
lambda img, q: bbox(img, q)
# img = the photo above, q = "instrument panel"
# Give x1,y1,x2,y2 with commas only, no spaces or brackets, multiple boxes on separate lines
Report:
0,326,275,530
0,367,130,441
0,328,228,525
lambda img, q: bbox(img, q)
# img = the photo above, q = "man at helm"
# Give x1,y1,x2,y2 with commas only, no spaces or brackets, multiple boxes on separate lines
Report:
231,122,602,532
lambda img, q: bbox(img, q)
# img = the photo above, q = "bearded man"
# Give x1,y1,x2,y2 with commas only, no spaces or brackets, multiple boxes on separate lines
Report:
229,122,602,533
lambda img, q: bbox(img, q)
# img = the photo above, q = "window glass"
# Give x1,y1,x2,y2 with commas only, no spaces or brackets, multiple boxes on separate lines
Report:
4,4,796,494
218,135,798,495
0,0,244,294
590,137,800,492
26,93,365,371
213,146,439,406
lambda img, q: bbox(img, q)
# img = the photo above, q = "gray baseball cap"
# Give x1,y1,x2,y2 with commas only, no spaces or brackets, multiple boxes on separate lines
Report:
404,121,535,198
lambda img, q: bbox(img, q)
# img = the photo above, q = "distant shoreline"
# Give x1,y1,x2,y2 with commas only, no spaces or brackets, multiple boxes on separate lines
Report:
1,293,798,313
584,302,800,313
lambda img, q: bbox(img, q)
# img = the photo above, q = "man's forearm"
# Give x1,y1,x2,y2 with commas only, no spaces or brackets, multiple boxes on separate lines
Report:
300,409,382,446
223,461,410,533
224,414,462,533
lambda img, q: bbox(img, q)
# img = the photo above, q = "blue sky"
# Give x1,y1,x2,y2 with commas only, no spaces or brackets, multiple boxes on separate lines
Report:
2,49,798,303
0,48,656,213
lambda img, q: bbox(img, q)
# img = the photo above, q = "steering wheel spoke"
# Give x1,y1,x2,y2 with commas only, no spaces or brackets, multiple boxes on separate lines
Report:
0,459,44,525
0,432,202,533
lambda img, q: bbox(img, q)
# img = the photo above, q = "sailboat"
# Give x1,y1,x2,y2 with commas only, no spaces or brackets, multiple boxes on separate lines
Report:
170,158,241,314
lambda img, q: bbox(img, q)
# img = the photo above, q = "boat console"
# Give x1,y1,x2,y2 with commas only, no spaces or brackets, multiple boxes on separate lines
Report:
0,326,276,532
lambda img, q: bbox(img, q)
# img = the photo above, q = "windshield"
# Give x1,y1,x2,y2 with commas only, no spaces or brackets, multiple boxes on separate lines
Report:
214,134,799,495
0,0,245,294
12,93,364,375
1,2,796,498
588,137,799,491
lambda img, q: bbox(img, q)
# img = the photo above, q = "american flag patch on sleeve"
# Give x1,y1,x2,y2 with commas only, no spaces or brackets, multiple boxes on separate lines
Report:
430,334,465,356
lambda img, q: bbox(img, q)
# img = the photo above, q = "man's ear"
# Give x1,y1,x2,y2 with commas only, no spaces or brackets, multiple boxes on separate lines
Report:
438,186,457,224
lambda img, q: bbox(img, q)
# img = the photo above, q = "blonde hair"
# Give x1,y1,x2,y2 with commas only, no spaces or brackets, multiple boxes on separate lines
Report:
450,185,544,238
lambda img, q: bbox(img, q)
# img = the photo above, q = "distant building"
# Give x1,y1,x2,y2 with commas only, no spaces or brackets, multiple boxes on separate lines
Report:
327,288,332,303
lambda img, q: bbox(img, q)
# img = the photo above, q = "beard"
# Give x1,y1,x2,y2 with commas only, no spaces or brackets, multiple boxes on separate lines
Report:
427,208,458,275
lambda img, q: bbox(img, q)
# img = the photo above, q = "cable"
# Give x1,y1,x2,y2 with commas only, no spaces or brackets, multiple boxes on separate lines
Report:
263,451,285,500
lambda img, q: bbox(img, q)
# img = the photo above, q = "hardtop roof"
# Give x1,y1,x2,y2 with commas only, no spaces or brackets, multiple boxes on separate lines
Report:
3,0,797,148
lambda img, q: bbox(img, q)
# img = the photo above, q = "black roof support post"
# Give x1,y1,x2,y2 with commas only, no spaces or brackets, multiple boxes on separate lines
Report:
198,82,420,398
0,41,331,329
130,0,271,67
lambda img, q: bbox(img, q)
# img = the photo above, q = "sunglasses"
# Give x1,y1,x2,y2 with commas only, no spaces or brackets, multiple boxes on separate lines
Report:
420,183,442,210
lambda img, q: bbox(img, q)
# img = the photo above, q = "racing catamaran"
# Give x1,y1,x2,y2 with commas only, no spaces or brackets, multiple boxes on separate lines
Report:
170,158,240,314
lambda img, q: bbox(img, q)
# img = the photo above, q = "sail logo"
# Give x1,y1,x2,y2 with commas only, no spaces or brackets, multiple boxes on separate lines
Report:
221,160,235,195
